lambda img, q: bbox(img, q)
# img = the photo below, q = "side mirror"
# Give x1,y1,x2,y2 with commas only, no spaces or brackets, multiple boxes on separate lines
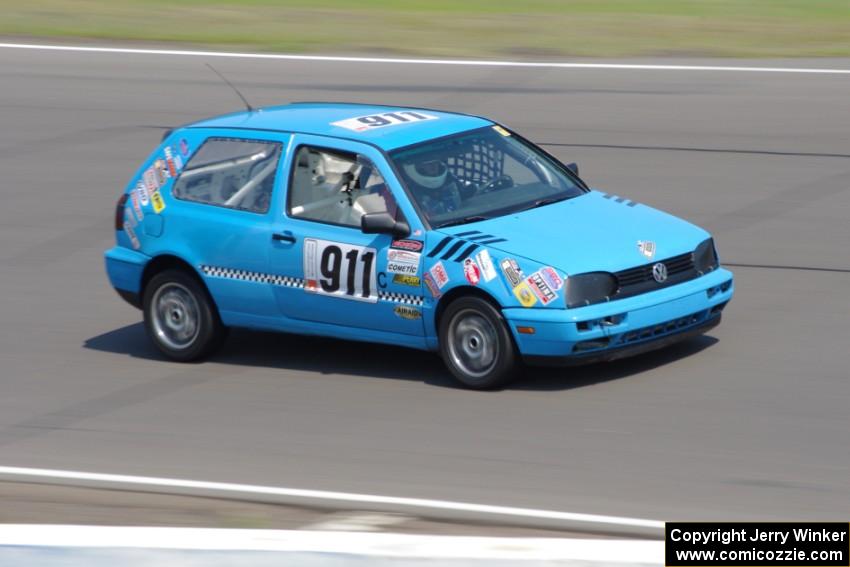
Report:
361,212,410,238
565,162,579,176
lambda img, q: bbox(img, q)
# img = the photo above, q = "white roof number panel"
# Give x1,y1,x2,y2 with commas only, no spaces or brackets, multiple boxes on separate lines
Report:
331,111,438,132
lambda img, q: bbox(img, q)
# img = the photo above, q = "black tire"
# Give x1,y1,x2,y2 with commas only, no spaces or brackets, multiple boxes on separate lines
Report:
142,269,226,361
438,296,520,390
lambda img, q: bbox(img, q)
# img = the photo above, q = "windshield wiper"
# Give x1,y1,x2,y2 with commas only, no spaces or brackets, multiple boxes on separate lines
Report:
434,215,489,229
516,196,570,212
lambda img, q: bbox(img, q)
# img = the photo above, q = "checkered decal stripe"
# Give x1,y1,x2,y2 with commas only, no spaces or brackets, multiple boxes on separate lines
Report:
378,291,425,306
201,265,423,305
200,265,304,288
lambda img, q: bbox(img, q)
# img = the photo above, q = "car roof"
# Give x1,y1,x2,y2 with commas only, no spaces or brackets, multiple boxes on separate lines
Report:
186,102,493,151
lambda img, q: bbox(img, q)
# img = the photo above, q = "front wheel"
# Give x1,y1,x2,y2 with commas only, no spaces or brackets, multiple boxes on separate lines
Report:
438,296,520,389
143,269,226,361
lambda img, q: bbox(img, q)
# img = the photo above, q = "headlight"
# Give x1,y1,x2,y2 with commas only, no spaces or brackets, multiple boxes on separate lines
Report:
694,238,718,274
565,272,618,308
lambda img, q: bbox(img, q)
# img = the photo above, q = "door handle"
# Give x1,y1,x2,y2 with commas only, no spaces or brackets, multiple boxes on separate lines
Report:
272,232,296,243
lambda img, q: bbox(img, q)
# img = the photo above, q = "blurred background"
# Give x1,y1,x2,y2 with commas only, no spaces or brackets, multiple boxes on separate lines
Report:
2,0,849,58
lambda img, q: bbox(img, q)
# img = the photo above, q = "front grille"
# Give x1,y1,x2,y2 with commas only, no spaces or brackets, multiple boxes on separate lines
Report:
612,252,698,300
615,252,694,285
616,310,708,345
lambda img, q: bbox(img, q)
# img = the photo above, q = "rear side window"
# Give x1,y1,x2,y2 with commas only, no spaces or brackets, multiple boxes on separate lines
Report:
172,137,282,214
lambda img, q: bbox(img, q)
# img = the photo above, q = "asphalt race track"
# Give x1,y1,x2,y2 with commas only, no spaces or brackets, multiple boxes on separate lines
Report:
1,46,848,524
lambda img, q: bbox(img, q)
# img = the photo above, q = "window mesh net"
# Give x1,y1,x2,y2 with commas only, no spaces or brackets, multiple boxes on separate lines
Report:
445,139,504,185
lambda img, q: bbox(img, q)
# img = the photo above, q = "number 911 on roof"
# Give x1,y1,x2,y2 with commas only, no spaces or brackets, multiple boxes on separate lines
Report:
332,111,438,132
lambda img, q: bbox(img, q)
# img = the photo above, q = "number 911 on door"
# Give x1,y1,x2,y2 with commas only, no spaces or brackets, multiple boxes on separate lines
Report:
304,238,378,302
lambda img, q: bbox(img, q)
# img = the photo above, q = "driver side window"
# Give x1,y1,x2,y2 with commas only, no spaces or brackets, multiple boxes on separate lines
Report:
288,145,398,228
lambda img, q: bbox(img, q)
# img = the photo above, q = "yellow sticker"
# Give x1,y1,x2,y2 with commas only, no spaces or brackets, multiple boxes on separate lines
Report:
492,125,511,137
513,281,538,307
393,305,422,320
393,274,421,287
150,190,166,214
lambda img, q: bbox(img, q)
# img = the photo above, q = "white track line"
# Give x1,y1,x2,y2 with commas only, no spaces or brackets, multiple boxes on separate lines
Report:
1,42,849,74
0,465,663,535
0,525,663,561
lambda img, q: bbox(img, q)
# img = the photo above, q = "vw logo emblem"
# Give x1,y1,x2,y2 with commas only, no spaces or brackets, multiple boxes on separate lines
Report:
652,262,668,283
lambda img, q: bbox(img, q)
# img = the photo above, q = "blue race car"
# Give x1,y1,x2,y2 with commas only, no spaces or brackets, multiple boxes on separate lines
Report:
105,103,733,389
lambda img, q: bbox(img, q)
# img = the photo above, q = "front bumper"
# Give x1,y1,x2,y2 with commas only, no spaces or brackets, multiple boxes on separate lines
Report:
503,267,733,364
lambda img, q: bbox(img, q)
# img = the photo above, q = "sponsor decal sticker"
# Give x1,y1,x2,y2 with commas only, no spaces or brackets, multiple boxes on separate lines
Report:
526,271,558,305
539,266,564,291
393,274,421,287
173,152,184,172
391,239,424,253
331,111,438,132
123,220,140,250
423,272,442,298
179,138,190,157
303,238,378,302
475,249,497,282
130,190,144,221
500,258,523,288
393,305,422,320
164,147,178,178
136,180,149,207
386,249,420,275
638,240,656,260
154,159,168,184
463,258,480,285
150,190,166,214
144,168,159,193
513,281,538,307
429,261,449,289
124,207,137,228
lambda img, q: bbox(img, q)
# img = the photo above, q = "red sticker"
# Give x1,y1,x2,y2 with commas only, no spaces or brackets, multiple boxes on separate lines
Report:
463,258,480,285
391,239,424,252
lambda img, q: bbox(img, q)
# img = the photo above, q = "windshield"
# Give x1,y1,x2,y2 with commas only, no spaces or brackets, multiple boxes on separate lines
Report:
389,126,585,228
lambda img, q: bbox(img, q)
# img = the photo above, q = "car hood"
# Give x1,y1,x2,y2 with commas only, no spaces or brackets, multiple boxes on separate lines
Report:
437,191,710,274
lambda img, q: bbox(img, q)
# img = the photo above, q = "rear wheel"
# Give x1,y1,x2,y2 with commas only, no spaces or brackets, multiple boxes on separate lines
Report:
143,269,226,361
439,296,520,389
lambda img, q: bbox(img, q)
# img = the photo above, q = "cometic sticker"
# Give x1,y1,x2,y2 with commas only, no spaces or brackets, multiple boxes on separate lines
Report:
386,249,420,275
331,111,438,132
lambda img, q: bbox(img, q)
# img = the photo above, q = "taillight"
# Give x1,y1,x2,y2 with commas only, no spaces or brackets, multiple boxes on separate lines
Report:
115,193,129,230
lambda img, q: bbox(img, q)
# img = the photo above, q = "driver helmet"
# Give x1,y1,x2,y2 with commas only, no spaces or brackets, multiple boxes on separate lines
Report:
402,159,448,190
